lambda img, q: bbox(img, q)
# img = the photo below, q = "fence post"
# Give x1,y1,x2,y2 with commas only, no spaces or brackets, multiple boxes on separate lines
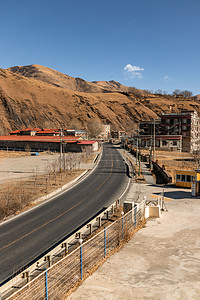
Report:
45,269,48,300
79,238,83,280
61,242,68,255
121,211,124,239
104,227,106,257
143,196,146,217
134,206,137,227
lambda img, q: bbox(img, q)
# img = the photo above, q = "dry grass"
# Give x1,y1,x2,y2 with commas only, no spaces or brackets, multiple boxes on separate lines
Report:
0,150,30,158
0,151,97,221
154,151,197,183
123,151,145,181
141,149,197,183
2,65,200,136
81,153,96,164
0,169,84,221
0,150,56,158
134,164,145,181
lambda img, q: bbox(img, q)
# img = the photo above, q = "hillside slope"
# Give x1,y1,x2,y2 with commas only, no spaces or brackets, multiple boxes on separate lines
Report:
8,64,149,96
0,65,200,134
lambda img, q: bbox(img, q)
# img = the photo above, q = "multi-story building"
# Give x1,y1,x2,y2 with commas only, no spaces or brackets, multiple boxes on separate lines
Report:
139,110,200,153
111,130,126,139
139,119,161,136
133,135,182,152
160,110,200,152
99,125,111,139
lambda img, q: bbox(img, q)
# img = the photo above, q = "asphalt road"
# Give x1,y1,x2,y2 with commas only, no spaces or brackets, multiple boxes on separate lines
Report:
0,143,129,285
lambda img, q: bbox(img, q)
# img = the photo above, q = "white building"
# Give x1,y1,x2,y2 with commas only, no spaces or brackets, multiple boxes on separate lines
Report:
99,125,111,139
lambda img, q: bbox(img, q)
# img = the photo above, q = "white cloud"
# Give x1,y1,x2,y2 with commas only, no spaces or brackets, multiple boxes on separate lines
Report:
124,64,144,72
123,64,144,79
164,75,173,81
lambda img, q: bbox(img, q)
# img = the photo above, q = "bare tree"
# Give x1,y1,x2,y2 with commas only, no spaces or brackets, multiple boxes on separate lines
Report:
172,89,182,97
163,91,168,95
182,90,193,98
69,119,81,129
87,119,103,139
155,89,163,95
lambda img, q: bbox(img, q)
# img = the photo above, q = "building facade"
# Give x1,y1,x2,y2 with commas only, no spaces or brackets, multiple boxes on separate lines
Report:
139,110,200,153
161,110,200,152
99,125,111,139
139,119,161,136
133,135,182,152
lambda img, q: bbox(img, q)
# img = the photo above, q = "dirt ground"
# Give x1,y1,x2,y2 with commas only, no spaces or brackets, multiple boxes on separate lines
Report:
0,151,98,220
0,150,30,158
141,149,197,183
67,184,200,300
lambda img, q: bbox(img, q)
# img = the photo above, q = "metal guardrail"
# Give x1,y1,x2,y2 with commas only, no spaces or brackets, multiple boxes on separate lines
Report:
0,146,131,299
4,199,145,300
0,149,104,299
1,199,121,299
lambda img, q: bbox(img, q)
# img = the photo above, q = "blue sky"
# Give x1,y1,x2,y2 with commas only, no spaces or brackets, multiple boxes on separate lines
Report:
0,0,200,95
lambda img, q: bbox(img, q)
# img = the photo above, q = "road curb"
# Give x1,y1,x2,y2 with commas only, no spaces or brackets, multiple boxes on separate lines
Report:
0,150,102,227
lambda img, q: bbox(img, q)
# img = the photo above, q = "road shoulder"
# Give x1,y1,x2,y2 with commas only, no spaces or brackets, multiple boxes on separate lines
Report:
67,184,200,300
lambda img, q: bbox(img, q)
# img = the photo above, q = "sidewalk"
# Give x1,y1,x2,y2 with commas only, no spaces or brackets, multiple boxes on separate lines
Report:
68,184,200,300
123,150,156,203
126,151,155,185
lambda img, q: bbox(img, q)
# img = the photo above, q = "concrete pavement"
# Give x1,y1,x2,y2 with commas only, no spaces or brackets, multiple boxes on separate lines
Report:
0,153,96,183
125,150,156,185
68,184,200,300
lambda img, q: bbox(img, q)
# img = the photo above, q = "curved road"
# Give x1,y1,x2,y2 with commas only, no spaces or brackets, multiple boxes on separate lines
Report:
0,143,129,285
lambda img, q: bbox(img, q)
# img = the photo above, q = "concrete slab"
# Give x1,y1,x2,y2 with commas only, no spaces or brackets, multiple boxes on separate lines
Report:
0,153,95,183
68,184,200,300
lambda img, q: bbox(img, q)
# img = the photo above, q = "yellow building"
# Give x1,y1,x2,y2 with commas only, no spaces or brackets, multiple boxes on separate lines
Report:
175,170,197,188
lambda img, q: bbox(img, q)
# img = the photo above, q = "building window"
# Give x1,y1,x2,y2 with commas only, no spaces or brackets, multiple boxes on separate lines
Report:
173,141,177,146
176,174,181,181
182,175,186,182
187,175,191,182
162,140,167,146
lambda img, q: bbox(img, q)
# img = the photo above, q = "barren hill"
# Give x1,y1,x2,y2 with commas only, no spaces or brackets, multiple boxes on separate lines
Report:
0,65,200,134
8,65,129,94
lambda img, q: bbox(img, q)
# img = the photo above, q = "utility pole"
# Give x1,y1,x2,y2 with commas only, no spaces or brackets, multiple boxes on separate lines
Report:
60,128,63,172
153,119,156,161
138,138,141,176
136,138,138,165
149,145,152,169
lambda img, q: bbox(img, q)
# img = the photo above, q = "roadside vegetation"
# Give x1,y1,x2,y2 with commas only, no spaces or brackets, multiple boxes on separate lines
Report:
0,150,96,221
140,149,198,183
0,150,30,158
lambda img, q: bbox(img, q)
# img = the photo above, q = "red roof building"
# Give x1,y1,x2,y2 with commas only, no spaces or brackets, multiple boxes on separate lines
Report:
0,135,98,152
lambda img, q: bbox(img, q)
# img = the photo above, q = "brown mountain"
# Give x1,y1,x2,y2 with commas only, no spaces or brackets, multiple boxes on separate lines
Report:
0,65,199,134
8,64,132,94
